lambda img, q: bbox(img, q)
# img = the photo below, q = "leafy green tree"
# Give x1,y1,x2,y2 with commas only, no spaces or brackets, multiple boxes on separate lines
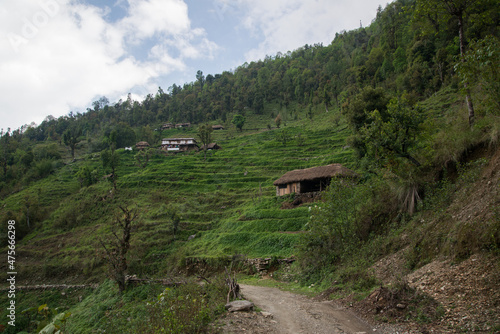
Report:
198,124,213,161
345,87,389,132
168,209,181,240
102,149,120,190
63,126,82,160
455,35,500,114
231,114,246,132
276,128,291,146
297,179,359,278
360,97,424,167
76,165,96,187
114,123,136,149
415,0,493,125
135,148,152,169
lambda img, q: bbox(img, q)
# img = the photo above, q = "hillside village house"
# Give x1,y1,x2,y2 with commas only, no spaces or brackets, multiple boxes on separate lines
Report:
273,164,357,196
135,141,150,150
200,143,221,151
161,123,174,130
161,138,198,152
212,125,224,130
175,122,191,129
161,122,191,130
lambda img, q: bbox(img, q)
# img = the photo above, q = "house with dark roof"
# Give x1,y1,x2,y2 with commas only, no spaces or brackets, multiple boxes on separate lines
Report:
200,143,221,150
135,141,150,150
273,164,357,196
161,123,175,130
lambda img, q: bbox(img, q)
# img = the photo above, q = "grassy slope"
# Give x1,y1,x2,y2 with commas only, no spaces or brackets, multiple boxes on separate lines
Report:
0,104,353,284
1,89,498,333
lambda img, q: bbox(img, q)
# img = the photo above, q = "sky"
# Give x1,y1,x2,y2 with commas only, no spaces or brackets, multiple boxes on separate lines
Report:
0,0,384,131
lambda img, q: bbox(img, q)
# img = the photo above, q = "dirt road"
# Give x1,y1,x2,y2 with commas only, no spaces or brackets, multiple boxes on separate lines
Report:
240,284,376,334
212,283,406,334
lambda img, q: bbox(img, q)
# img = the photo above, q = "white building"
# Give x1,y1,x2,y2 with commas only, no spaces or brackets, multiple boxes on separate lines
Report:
161,138,198,152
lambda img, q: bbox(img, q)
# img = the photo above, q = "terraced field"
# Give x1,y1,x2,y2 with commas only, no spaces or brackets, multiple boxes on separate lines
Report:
4,109,354,282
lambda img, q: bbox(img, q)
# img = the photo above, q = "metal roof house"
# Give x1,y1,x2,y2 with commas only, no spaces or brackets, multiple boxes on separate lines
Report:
161,138,198,152
273,164,357,196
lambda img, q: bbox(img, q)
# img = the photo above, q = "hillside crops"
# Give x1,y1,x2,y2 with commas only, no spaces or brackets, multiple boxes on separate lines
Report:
0,108,353,282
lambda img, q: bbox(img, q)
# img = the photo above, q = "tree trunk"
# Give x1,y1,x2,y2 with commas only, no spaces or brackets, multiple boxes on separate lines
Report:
458,13,475,126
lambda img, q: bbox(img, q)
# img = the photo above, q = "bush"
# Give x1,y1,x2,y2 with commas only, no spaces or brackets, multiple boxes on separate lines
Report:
297,179,360,279
143,278,227,333
34,159,55,178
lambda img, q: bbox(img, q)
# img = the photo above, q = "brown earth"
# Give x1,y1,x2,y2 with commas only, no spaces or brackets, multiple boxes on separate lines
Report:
344,145,500,333
211,284,408,334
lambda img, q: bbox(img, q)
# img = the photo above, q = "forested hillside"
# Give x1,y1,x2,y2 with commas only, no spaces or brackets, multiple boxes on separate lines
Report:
0,0,499,332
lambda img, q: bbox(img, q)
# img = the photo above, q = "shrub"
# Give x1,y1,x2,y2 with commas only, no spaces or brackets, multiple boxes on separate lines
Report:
297,179,360,279
144,278,227,333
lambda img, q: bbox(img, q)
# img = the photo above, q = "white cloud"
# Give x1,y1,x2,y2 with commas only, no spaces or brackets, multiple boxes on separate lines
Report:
0,0,218,130
229,0,382,61
120,0,190,41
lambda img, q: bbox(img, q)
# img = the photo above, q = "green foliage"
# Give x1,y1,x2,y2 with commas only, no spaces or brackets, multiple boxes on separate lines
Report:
101,149,120,189
275,128,292,146
63,280,160,333
144,279,227,333
76,165,98,187
360,97,424,168
7,302,72,334
38,309,72,334
231,114,246,131
168,207,181,240
113,123,137,149
297,179,360,279
197,123,213,147
63,126,82,160
198,123,213,161
0,2,499,331
34,159,56,179
135,148,152,169
455,35,500,114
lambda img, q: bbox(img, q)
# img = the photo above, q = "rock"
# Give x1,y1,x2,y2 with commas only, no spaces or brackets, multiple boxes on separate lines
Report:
261,311,273,318
187,234,196,241
225,300,254,312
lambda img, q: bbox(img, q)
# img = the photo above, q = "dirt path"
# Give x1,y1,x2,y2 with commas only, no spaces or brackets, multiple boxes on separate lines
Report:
241,284,374,334
212,284,403,334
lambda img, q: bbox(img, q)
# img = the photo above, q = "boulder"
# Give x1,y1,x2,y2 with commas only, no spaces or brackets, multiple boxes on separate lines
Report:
225,300,254,312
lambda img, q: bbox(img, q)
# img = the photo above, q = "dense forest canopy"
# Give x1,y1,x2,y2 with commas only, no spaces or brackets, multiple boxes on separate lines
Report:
0,0,498,197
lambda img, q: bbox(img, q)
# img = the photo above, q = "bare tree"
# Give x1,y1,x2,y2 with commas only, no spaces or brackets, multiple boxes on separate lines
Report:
100,206,138,293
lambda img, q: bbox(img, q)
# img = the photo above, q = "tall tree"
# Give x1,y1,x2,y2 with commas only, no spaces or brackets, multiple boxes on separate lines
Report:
231,114,246,132
360,97,424,167
416,0,487,126
198,124,213,162
63,126,82,160
455,35,500,114
100,206,138,293
102,149,120,190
